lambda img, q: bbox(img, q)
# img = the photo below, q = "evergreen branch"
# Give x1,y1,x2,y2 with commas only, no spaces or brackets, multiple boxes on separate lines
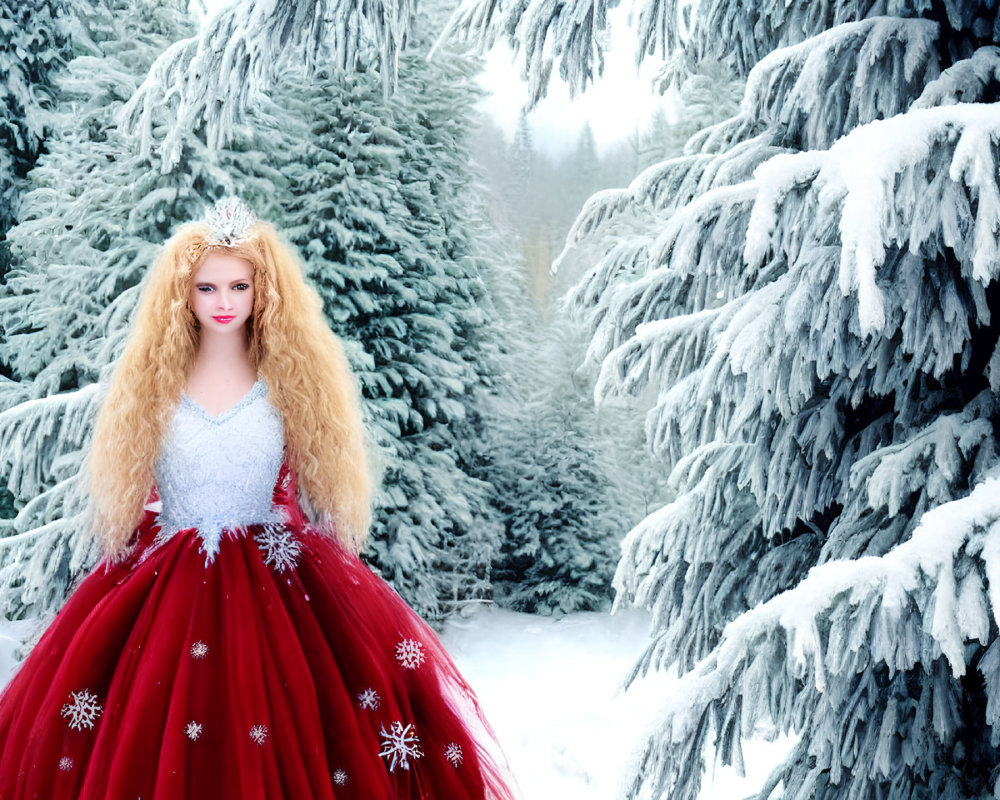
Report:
439,0,615,105
0,384,99,499
624,469,1000,799
119,0,417,168
912,45,1000,109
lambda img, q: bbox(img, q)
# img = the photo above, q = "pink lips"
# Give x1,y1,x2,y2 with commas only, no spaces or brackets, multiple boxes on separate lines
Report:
212,315,235,324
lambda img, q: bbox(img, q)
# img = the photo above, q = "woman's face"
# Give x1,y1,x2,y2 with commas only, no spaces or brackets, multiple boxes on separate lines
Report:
189,251,255,335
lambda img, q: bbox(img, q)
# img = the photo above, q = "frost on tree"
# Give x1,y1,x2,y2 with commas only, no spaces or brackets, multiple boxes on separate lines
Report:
482,309,634,616
119,0,418,169
0,0,71,279
441,0,617,105
452,0,1000,798
273,42,506,620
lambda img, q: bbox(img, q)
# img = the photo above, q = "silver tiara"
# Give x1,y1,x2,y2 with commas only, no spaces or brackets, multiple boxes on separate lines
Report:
205,196,258,245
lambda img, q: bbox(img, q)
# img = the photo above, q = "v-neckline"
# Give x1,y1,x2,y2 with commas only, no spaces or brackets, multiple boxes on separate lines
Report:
181,379,265,423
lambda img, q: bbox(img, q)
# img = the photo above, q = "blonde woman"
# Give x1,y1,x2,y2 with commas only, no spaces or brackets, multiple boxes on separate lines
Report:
0,199,517,800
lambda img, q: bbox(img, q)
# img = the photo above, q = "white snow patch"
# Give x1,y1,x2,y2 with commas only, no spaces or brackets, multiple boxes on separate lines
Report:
442,606,792,799
0,618,37,681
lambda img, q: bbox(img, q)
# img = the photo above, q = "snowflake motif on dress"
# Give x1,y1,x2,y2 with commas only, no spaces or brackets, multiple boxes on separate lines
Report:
357,687,381,711
249,724,269,745
444,742,464,767
58,756,74,772
332,769,349,786
378,721,424,772
254,523,302,572
395,638,426,670
190,640,209,659
185,721,203,741
61,689,103,731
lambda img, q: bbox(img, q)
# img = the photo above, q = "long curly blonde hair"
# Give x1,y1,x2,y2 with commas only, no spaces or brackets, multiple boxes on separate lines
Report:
88,219,373,559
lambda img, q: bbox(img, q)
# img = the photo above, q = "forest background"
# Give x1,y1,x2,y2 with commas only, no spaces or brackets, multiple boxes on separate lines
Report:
2,0,1000,798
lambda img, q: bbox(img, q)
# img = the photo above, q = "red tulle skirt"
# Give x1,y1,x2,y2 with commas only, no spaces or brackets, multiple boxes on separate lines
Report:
0,465,517,799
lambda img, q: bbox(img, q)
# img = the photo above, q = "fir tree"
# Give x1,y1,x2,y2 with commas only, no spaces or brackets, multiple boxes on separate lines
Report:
451,1,1000,798
485,311,631,615
269,16,504,620
0,0,72,318
119,0,418,170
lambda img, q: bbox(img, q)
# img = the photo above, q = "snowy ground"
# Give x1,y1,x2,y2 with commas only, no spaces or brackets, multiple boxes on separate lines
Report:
0,607,791,798
441,606,794,800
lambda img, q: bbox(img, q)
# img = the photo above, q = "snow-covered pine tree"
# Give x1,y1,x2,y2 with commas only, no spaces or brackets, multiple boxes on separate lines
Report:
118,0,418,170
269,11,506,620
484,307,631,615
470,120,664,617
0,0,284,618
0,0,71,282
451,1,1000,798
469,113,656,615
505,111,540,239
392,7,517,614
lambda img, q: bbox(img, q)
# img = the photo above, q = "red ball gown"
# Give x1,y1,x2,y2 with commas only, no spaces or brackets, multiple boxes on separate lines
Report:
0,380,518,799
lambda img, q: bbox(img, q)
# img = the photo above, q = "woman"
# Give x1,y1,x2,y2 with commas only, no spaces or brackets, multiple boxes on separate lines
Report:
0,198,518,799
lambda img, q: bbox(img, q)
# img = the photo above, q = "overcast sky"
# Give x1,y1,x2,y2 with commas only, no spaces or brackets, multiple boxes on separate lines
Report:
475,4,672,159
192,0,671,160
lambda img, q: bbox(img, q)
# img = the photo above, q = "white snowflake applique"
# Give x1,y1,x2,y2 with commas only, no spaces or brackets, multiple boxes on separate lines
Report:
60,689,103,731
357,687,381,711
58,756,74,772
185,721,203,741
444,742,464,767
378,721,424,772
332,769,349,786
249,724,269,745
190,641,209,659
394,638,426,670
254,524,302,572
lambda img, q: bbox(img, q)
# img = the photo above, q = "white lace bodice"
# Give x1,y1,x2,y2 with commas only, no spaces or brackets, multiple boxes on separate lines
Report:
153,379,286,561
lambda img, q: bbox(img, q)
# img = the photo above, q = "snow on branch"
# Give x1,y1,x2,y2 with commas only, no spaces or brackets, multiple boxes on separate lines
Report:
746,103,1000,334
912,45,1000,109
594,305,721,403
741,16,939,150
567,106,1000,462
119,0,417,168
553,155,712,271
675,18,940,158
0,384,100,501
0,502,100,619
612,439,763,672
0,386,102,619
443,0,889,104
632,0,692,68
623,468,1000,799
440,0,615,105
860,400,996,518
667,0,880,79
558,18,939,272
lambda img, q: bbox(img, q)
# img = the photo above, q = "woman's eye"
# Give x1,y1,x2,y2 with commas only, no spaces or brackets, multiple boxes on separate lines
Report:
235,283,250,290
197,286,214,293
